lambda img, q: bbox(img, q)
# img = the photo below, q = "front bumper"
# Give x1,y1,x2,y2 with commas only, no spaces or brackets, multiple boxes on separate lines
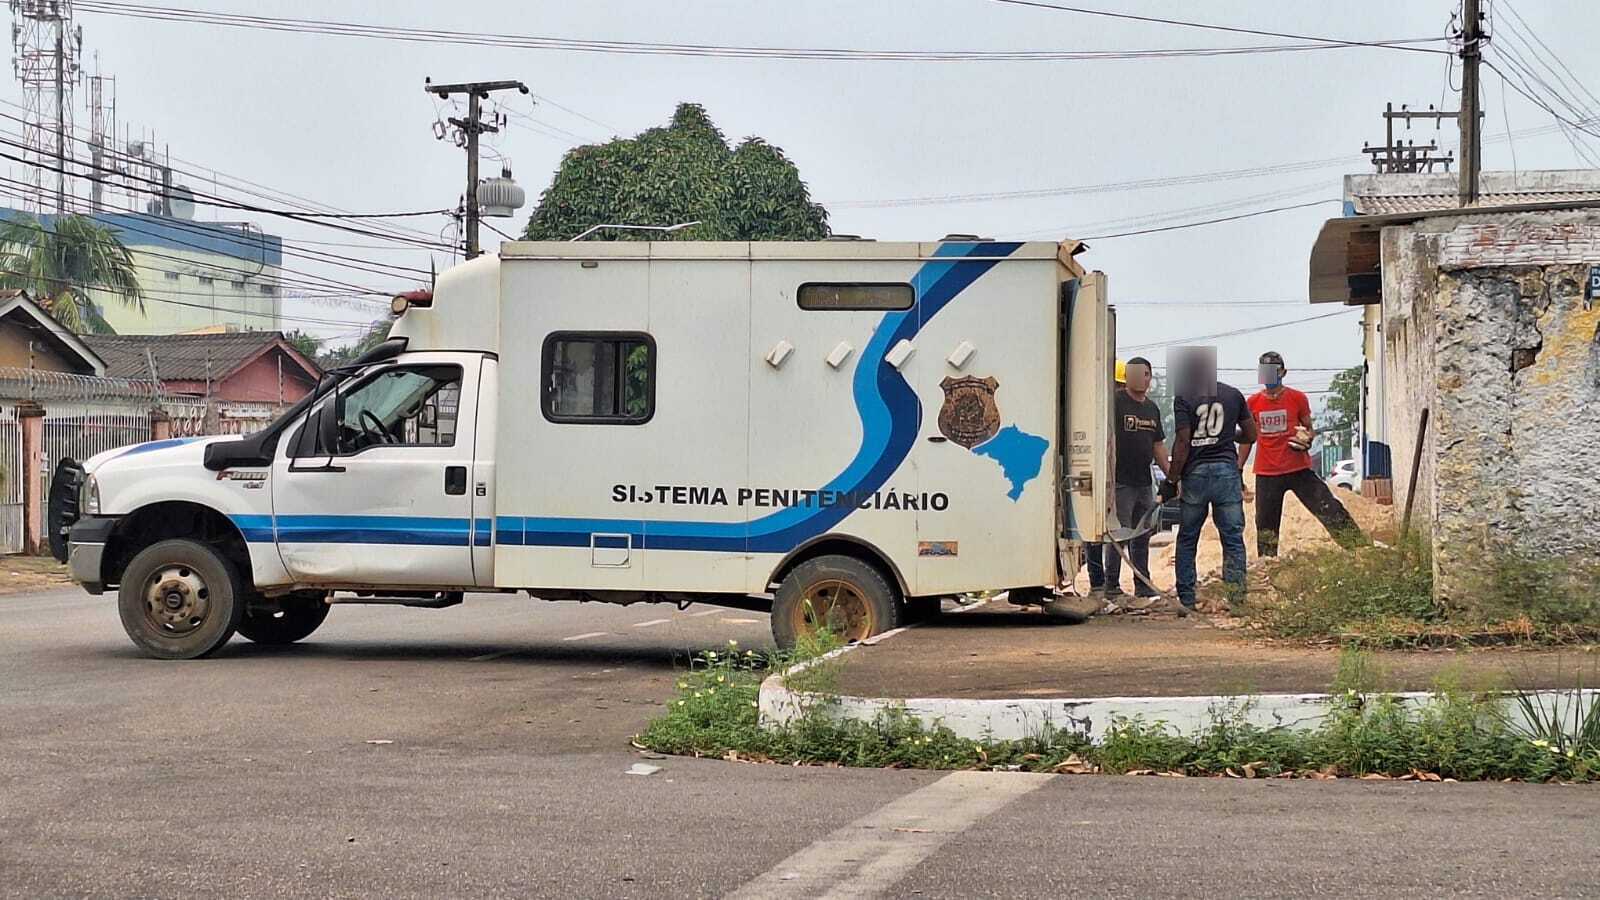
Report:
66,516,118,594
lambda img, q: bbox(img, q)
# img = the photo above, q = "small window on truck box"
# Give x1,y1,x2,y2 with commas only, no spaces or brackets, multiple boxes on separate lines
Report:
542,332,655,425
798,283,913,311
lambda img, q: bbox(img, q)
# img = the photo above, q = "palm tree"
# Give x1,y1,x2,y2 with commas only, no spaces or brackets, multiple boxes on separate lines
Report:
0,213,143,334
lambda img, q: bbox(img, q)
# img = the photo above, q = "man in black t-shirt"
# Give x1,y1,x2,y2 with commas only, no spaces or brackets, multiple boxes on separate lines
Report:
1166,374,1257,613
1098,357,1169,604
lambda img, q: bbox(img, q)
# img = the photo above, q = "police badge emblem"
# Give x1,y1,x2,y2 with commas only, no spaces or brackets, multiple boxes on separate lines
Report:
938,375,1001,448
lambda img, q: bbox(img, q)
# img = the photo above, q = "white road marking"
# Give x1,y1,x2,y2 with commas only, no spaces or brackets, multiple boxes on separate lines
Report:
685,608,721,618
727,771,1052,899
561,631,609,642
632,618,672,628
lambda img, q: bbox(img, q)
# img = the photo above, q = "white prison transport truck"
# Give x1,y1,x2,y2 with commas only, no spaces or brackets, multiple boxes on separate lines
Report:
56,238,1117,659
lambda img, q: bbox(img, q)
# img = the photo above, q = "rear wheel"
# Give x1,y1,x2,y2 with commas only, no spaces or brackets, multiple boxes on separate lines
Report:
117,539,244,660
771,555,900,649
237,594,330,645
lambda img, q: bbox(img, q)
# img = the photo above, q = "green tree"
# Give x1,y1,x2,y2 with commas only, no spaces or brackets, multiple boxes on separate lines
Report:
1323,363,1362,429
283,329,321,361
522,103,829,241
319,320,393,369
1314,363,1363,459
0,213,143,334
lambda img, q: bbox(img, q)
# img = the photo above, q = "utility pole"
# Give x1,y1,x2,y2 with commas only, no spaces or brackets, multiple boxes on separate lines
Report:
1363,103,1457,173
424,78,528,259
1458,0,1485,206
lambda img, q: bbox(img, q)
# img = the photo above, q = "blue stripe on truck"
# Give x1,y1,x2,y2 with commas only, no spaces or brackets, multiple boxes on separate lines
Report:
231,514,475,547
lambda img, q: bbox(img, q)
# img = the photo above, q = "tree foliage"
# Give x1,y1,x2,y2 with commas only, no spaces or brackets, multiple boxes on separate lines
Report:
282,329,322,361
1322,364,1363,430
0,213,143,334
522,103,829,242
318,320,393,369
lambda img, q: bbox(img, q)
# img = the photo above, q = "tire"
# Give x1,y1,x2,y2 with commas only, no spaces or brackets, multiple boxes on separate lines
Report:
237,594,330,645
771,555,900,649
117,538,245,660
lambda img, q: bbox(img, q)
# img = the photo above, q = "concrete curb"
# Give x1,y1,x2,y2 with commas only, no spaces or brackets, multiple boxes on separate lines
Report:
758,616,1600,743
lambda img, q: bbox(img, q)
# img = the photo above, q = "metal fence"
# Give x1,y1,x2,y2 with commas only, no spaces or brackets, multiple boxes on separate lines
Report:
41,401,153,503
0,404,21,553
0,367,163,404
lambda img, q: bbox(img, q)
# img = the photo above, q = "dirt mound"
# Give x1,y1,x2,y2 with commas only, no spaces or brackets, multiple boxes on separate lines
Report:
1077,468,1395,594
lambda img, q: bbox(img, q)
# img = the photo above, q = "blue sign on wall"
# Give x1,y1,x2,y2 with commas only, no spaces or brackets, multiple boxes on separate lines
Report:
1588,265,1600,308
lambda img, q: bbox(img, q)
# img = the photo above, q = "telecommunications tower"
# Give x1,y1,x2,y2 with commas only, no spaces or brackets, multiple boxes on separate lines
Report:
11,0,83,212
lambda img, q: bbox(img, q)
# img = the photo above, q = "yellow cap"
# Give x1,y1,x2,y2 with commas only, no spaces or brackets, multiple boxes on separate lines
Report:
1114,358,1127,383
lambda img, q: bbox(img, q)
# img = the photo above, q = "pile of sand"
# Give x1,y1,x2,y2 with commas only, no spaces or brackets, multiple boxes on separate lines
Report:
1076,467,1396,594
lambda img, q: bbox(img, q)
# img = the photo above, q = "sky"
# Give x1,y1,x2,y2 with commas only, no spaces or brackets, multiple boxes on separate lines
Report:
12,0,1600,400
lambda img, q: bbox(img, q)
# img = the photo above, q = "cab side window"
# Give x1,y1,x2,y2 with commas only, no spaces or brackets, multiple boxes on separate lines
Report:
337,365,462,452
542,332,655,424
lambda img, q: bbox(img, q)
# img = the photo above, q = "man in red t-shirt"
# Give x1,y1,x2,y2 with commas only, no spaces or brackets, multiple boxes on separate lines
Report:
1239,351,1364,557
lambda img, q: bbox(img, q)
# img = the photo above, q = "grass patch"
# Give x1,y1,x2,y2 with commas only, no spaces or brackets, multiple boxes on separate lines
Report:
637,639,1600,782
1233,536,1600,648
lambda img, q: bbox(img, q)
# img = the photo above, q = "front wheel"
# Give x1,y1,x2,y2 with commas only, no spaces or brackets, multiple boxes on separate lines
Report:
237,594,330,645
771,555,900,649
117,539,245,660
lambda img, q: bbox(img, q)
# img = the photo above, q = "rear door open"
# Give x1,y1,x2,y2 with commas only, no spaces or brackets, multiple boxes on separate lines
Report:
1060,269,1116,557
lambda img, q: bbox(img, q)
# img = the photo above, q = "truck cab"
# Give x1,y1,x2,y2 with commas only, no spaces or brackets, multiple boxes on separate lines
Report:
62,240,1116,659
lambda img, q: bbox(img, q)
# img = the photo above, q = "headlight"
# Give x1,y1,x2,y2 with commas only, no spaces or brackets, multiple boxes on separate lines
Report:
81,474,100,516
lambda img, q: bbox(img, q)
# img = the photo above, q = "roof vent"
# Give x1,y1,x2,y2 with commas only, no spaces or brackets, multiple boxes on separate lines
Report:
824,234,873,241
940,233,991,242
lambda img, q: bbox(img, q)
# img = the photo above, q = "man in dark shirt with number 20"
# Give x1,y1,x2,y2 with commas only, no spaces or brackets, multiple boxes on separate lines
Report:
1165,366,1257,614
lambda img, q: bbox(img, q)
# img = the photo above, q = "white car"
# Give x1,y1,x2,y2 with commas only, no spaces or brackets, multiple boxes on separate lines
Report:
1327,459,1361,492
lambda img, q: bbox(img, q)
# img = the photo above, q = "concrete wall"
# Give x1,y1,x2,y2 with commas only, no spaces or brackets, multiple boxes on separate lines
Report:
1381,212,1600,606
0,327,78,372
1379,225,1440,539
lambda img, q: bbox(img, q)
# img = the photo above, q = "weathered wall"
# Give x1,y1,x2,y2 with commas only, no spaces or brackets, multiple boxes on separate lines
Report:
1378,225,1440,546
0,327,78,372
1384,214,1600,608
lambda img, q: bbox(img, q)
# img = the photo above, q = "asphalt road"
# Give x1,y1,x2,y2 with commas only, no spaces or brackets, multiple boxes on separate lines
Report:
4,588,1599,899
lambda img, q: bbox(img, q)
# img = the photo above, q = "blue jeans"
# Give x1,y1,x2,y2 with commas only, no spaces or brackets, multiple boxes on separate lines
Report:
1175,461,1247,607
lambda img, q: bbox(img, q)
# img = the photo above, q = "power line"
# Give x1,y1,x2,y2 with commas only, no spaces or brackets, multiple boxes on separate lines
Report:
1078,199,1339,241
75,0,1449,62
0,183,403,297
0,135,454,248
987,1,1453,55
1119,309,1360,351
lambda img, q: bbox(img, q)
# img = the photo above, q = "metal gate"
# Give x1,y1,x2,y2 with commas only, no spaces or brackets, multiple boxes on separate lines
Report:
42,403,152,504
0,403,21,554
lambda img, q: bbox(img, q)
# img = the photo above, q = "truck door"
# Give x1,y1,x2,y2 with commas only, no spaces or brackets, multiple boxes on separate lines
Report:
1061,271,1116,546
272,352,485,587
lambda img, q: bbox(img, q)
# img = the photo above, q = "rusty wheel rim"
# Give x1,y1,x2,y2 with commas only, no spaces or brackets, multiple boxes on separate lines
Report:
792,578,875,642
143,565,211,637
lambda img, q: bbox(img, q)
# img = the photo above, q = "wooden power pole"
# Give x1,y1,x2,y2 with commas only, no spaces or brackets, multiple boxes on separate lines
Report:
1458,0,1484,207
424,78,528,259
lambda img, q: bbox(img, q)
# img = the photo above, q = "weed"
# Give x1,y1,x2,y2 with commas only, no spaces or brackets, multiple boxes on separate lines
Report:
1239,534,1600,648
637,641,1600,782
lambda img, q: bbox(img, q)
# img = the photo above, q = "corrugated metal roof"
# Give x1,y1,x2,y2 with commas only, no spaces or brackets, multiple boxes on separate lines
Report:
82,332,315,382
1350,190,1600,215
